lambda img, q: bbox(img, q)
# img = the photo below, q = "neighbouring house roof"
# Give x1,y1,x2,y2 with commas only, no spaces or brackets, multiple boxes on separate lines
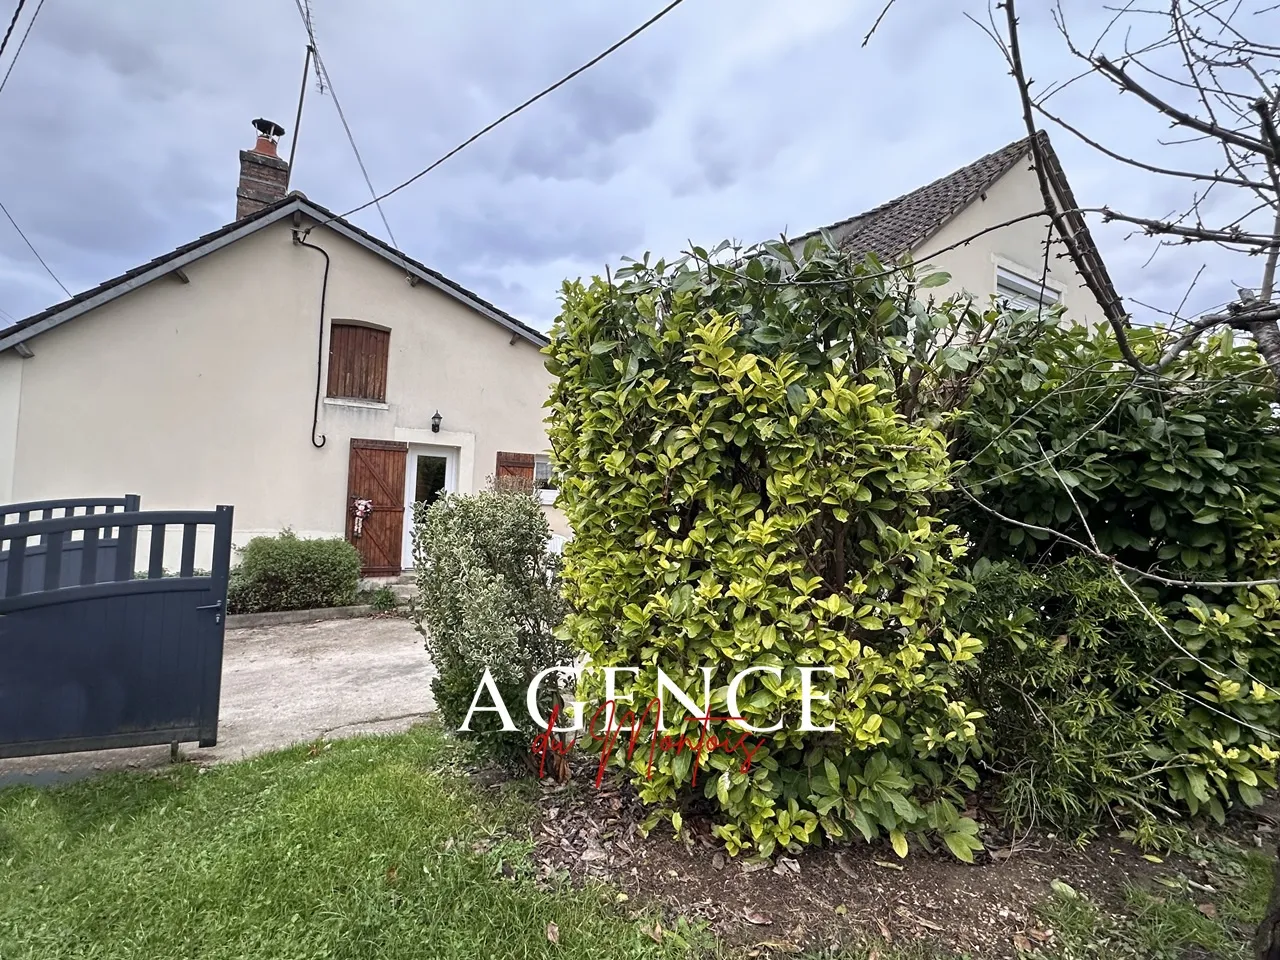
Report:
0,195,549,354
793,131,1124,317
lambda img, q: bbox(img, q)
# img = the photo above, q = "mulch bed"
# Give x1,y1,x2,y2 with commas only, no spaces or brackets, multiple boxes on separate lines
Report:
504,760,1256,958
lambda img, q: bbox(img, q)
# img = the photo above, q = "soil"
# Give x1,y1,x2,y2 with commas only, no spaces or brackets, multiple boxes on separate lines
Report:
511,760,1269,958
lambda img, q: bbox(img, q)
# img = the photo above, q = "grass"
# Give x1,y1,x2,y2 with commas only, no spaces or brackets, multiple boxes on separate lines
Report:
0,727,703,960
1,727,1273,960
355,585,401,613
1033,839,1272,960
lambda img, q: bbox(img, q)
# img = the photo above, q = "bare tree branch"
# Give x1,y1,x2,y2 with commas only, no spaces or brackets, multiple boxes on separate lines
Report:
1001,0,1154,375
1029,97,1274,191
1094,54,1276,157
861,0,898,47
1093,205,1280,245
958,485,1280,588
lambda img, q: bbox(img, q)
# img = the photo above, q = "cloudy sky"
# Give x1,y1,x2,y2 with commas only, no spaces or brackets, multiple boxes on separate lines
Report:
0,0,1274,331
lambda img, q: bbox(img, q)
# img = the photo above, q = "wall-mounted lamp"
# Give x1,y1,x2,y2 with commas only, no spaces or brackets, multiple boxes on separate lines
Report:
431,410,442,433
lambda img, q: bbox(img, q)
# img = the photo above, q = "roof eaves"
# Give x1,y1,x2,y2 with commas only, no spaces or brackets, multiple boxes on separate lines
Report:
789,134,1037,259
0,196,303,353
0,195,549,353
296,203,549,347
1032,132,1127,322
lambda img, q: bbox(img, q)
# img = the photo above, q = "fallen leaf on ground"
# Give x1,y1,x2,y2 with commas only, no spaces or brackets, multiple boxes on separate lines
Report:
834,905,848,916
778,856,801,873
990,847,1014,861
873,859,904,871
1142,854,1164,863
834,852,858,878
644,921,663,944
1050,879,1078,899
743,909,773,926
712,852,726,871
1028,928,1053,943
741,859,770,874
545,922,559,945
876,919,893,943
1012,933,1032,953
1198,903,1217,918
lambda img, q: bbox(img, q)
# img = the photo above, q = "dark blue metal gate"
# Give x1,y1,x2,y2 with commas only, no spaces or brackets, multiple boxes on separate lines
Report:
0,494,141,592
0,500,233,759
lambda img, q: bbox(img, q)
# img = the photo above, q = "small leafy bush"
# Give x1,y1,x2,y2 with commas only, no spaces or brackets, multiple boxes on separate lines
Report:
227,530,361,614
412,491,568,769
960,558,1185,837
367,585,399,613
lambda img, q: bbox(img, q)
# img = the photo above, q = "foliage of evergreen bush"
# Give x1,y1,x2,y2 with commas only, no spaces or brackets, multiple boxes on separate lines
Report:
545,235,1280,855
546,242,987,860
226,530,361,614
954,320,1280,837
411,491,568,769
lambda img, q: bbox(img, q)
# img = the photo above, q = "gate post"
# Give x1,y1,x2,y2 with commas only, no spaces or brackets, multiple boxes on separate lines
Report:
120,494,141,577
198,505,234,748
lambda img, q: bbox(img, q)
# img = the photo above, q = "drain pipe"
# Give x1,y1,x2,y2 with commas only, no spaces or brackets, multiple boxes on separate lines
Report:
293,229,329,449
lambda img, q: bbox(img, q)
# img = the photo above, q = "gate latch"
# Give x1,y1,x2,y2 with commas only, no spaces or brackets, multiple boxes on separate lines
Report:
196,599,223,624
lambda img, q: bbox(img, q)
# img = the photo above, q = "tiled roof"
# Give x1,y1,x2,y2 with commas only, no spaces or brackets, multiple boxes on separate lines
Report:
791,132,1124,320
795,135,1038,260
0,194,548,350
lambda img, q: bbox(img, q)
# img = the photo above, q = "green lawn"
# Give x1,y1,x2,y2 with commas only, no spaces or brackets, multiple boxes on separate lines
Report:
0,727,1271,960
0,728,700,960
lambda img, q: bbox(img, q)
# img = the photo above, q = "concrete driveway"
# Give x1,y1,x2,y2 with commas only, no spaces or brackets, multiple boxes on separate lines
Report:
0,616,435,788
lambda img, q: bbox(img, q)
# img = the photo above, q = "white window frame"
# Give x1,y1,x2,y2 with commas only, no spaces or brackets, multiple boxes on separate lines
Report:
534,454,558,505
994,258,1063,313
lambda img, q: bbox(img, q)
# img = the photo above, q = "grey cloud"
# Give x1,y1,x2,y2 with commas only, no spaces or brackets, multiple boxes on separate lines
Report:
0,0,1270,341
427,195,644,271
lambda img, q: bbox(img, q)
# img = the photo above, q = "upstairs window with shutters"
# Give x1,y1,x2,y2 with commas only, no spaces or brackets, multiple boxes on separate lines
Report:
328,322,390,402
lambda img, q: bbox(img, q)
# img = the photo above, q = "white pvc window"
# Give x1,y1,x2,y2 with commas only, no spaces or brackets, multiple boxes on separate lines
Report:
996,265,1061,312
534,454,558,505
534,455,554,489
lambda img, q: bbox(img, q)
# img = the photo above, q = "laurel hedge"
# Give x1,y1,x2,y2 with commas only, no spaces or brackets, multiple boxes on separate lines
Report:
954,320,1280,838
545,237,1280,856
545,245,986,861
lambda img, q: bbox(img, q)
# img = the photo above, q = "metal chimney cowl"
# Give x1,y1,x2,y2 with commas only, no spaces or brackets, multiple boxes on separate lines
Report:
236,118,289,220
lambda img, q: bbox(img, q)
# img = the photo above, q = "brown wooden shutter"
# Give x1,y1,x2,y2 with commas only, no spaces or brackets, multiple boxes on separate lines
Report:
328,323,390,402
346,438,407,576
494,451,535,493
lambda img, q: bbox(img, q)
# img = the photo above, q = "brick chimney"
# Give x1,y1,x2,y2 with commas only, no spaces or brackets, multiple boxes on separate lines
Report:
236,118,289,219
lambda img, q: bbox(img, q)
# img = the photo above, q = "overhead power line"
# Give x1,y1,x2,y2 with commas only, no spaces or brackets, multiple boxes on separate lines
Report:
290,0,399,248
0,0,69,302
331,0,686,223
1,199,71,297
0,0,43,96
0,0,27,63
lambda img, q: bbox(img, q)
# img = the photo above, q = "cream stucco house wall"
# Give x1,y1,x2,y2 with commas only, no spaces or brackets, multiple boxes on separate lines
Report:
0,124,564,575
794,131,1119,327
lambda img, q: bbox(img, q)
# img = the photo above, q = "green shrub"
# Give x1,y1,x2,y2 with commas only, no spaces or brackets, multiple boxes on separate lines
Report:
226,530,361,614
960,558,1184,838
367,585,399,613
953,320,1280,834
411,491,568,769
546,244,986,860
